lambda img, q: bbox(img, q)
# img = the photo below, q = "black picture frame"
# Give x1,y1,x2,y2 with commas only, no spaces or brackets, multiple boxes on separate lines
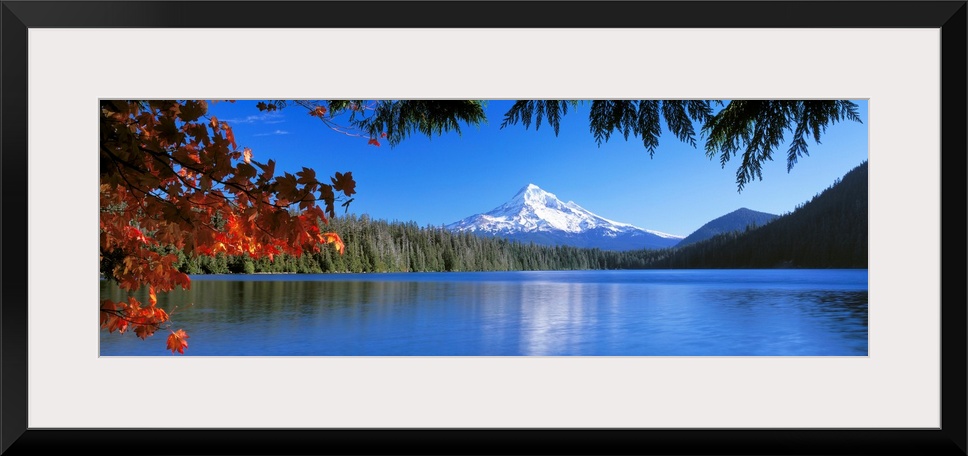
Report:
2,1,965,455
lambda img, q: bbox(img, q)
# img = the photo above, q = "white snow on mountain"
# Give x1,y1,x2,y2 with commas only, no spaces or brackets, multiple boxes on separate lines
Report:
446,184,682,250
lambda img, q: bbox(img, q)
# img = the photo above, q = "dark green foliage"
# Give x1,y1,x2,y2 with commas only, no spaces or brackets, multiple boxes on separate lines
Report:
501,100,717,154
652,161,868,268
174,214,669,274
499,99,861,191
198,253,229,274
662,100,715,148
500,100,580,136
676,208,779,247
227,255,255,274
636,100,662,152
259,99,861,193
588,100,639,146
354,100,488,146
703,100,861,190
168,163,866,273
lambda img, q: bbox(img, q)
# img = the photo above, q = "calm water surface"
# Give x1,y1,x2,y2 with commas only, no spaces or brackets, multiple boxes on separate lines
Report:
99,270,868,356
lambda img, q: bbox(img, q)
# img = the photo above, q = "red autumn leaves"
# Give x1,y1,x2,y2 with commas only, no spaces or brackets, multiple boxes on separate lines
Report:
100,100,355,354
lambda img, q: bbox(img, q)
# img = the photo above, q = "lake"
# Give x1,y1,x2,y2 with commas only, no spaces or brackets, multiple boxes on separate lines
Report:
99,269,868,356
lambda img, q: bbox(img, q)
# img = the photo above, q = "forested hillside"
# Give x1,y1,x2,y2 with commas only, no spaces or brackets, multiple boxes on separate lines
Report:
168,215,666,274
650,161,868,268
676,208,778,247
159,161,867,274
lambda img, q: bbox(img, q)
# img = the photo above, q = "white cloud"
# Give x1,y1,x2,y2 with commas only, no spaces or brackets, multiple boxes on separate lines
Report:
254,130,289,137
223,111,285,125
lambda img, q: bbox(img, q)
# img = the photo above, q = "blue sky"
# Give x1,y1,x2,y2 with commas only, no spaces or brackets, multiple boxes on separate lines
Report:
206,100,869,237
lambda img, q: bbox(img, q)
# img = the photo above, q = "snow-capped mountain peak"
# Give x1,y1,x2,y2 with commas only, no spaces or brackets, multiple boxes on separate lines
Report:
446,184,682,251
511,183,564,210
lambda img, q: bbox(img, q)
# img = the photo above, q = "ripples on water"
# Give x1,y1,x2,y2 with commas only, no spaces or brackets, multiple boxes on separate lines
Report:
100,269,868,356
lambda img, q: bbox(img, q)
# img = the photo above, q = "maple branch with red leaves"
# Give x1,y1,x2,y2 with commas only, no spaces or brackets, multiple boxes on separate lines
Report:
99,100,353,354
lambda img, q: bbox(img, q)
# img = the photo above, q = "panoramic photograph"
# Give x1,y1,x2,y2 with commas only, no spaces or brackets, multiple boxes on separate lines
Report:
99,99,868,356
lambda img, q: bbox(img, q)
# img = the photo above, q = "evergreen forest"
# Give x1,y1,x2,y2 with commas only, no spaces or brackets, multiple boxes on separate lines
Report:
155,161,868,275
